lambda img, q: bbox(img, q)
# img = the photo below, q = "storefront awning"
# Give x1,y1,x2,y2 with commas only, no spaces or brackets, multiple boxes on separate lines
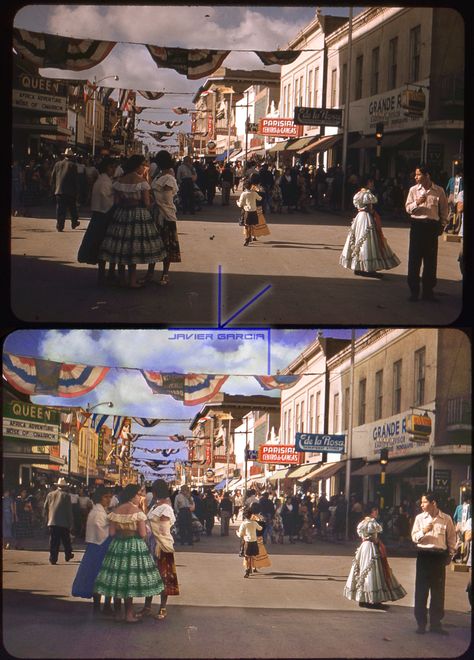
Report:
289,461,322,480
229,150,242,162
349,131,417,150
248,475,266,486
285,135,319,152
304,460,346,481
297,133,342,155
245,146,266,157
267,466,294,481
352,456,426,476
215,149,233,162
267,139,291,153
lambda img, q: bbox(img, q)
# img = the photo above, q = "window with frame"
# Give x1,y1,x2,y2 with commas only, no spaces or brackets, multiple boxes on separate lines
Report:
371,47,380,95
358,379,367,425
308,70,313,106
294,77,299,109
375,370,383,420
343,386,350,429
340,63,347,105
282,84,287,116
300,400,305,432
333,392,340,432
287,83,292,116
414,347,426,406
393,360,402,414
283,410,288,441
314,68,319,107
309,394,314,432
355,55,363,100
409,25,421,82
299,75,304,106
388,37,398,89
296,403,300,434
287,408,292,442
315,391,321,433
331,68,337,108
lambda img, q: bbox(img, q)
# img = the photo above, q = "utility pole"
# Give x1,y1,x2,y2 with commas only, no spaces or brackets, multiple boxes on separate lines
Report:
341,6,353,212
344,329,356,540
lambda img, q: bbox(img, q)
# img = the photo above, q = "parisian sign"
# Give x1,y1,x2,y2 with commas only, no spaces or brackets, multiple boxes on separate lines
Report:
258,118,303,138
295,433,346,453
258,444,303,464
13,72,67,115
294,107,343,127
3,401,60,445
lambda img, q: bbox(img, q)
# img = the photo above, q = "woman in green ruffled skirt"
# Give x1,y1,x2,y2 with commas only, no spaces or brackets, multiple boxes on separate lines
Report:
94,484,164,623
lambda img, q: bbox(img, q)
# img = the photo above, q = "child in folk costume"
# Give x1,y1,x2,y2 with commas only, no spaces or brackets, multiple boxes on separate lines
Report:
236,507,262,577
340,181,400,278
236,174,270,246
137,479,180,621
250,504,271,573
344,504,407,609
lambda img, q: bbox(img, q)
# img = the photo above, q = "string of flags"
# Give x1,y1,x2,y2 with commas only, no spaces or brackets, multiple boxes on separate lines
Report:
13,27,303,79
3,353,303,404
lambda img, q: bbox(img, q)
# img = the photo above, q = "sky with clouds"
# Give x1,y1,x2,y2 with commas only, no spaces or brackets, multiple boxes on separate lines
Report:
13,4,355,151
3,328,365,479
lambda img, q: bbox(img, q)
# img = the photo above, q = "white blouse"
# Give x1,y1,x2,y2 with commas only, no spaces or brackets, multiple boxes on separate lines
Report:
152,173,178,222
236,189,262,212
85,503,110,545
91,173,114,213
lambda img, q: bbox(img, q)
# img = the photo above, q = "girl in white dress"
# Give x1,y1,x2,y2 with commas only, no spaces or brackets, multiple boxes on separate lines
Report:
344,504,407,609
340,180,400,277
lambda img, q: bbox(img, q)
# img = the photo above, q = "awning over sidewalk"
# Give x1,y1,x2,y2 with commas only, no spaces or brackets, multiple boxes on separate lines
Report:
348,131,417,150
297,133,342,155
352,456,426,476
304,460,346,481
285,135,319,152
289,461,322,480
267,139,291,153
215,149,233,162
267,466,295,481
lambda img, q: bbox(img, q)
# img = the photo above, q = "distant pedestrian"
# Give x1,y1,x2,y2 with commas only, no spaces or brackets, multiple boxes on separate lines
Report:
340,181,400,278
250,505,271,573
281,495,299,543
344,504,406,610
3,488,17,549
43,478,74,565
78,487,93,538
15,487,34,543
203,490,218,537
177,156,197,213
174,485,195,545
405,165,449,302
279,166,298,213
138,479,179,621
411,493,456,635
258,492,275,544
271,499,284,543
237,506,262,578
232,490,243,522
94,483,164,623
50,148,80,232
204,161,219,206
219,163,234,206
218,492,234,536
77,157,117,285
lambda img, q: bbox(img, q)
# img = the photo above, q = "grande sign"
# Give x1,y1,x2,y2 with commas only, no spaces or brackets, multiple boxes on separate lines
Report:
257,444,303,464
13,72,67,115
295,433,346,453
3,401,60,445
258,118,303,138
294,107,343,127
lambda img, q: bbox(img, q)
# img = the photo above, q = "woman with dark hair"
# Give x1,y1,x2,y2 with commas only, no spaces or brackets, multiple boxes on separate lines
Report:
148,150,181,286
94,483,164,623
98,154,167,288
340,177,400,278
138,479,180,621
344,503,406,609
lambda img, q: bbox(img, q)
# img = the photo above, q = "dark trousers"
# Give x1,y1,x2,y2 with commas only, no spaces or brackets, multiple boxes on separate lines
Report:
180,178,195,213
407,221,440,296
414,551,447,628
177,507,193,544
49,525,73,562
56,194,79,229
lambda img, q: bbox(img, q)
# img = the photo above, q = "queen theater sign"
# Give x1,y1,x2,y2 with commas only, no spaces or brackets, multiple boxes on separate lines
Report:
13,71,67,115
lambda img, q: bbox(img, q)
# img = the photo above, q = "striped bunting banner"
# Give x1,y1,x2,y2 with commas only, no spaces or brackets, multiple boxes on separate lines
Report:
146,45,230,80
253,375,302,390
254,50,302,66
132,418,162,427
141,371,228,406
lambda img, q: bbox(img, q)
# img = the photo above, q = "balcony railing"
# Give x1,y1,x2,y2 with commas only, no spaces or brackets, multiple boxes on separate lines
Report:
438,74,464,106
446,397,471,426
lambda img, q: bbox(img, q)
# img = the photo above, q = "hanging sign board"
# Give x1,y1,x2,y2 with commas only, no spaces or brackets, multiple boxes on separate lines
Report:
406,414,432,436
294,106,343,127
3,401,60,445
257,444,303,464
258,118,303,138
295,433,346,453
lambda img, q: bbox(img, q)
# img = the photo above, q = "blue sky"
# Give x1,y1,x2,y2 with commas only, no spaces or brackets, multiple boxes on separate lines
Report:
12,4,358,151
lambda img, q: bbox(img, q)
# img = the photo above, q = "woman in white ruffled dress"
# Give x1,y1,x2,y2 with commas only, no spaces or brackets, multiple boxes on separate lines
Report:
340,181,400,278
344,504,407,609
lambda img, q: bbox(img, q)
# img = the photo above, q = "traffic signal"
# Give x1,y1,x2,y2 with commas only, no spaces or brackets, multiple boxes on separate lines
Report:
379,448,389,465
375,122,384,144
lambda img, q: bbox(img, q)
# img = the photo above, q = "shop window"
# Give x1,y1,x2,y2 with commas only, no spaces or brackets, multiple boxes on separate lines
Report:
300,400,305,432
343,386,350,430
314,68,319,107
392,360,402,414
414,347,426,406
331,68,337,108
333,392,340,432
309,394,314,432
316,391,321,433
308,70,313,106
340,63,347,105
388,37,398,90
375,370,383,420
358,379,367,425
371,47,380,95
296,403,300,433
409,25,421,82
355,55,363,100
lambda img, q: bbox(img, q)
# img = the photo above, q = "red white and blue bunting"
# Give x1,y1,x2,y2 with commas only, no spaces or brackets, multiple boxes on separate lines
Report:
141,371,229,406
253,375,303,390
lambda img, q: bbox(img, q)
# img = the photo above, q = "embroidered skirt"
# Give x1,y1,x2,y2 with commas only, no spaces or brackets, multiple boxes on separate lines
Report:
72,536,112,598
156,551,180,596
98,206,167,265
78,210,113,264
340,211,400,272
94,536,164,599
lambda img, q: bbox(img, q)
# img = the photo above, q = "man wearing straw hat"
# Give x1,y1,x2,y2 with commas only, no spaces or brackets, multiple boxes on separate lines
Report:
50,147,80,232
43,477,74,565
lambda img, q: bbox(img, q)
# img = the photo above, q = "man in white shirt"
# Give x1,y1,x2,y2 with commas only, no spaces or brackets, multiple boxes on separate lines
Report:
405,165,449,302
411,492,456,635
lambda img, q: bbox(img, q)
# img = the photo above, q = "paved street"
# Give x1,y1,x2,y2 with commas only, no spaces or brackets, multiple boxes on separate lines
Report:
3,521,471,658
10,193,463,326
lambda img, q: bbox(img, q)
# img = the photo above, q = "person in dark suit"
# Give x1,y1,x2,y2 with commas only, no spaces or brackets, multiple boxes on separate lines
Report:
43,477,74,564
50,147,80,232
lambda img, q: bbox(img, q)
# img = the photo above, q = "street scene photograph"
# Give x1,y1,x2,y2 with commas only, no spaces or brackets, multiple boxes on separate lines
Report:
9,4,465,325
2,327,471,658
